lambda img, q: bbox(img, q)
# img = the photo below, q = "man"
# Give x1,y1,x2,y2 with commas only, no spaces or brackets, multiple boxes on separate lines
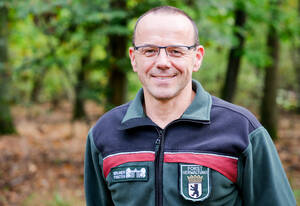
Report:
84,6,296,206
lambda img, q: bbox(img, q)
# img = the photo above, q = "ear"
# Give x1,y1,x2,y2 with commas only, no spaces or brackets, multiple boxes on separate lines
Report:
129,47,138,72
193,45,205,72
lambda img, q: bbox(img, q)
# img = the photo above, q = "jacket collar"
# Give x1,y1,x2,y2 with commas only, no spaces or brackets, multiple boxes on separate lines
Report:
120,79,212,130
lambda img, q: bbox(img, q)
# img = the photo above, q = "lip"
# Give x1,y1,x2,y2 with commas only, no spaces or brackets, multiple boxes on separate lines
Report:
150,74,177,79
150,74,177,86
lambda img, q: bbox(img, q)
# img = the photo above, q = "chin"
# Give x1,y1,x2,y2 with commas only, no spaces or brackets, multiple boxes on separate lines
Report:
150,90,179,101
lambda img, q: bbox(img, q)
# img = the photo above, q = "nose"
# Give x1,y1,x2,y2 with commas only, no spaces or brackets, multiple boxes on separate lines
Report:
156,48,171,69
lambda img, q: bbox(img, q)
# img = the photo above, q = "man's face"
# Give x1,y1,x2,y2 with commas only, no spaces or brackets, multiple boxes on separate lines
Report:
129,13,204,101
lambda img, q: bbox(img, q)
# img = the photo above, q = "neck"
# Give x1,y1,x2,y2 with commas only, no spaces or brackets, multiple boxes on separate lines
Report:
143,85,195,129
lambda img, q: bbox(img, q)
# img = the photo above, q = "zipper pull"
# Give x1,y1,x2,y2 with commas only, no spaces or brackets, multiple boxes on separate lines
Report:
155,129,162,152
155,137,161,152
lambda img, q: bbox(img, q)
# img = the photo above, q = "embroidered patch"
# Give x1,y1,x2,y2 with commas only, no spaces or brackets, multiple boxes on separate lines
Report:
110,166,148,182
180,164,210,201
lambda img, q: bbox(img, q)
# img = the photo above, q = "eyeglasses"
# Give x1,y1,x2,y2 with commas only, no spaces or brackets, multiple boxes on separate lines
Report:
133,44,197,58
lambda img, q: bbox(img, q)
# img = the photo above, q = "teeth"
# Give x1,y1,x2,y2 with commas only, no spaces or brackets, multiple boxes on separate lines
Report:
153,75,175,79
157,76,171,79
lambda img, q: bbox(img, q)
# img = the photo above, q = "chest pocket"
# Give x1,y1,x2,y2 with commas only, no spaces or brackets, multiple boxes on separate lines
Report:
180,164,211,201
162,152,241,206
105,161,156,206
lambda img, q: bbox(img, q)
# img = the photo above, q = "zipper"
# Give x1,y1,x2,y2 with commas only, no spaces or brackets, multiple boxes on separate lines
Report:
154,128,164,206
154,119,207,206
155,136,161,153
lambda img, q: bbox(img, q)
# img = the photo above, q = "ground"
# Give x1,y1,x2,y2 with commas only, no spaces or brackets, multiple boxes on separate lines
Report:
0,101,299,206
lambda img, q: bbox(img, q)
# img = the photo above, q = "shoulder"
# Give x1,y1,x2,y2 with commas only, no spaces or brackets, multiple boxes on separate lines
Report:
91,102,131,138
210,96,261,133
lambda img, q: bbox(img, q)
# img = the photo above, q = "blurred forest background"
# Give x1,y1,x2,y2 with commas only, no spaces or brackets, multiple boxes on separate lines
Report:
0,0,300,205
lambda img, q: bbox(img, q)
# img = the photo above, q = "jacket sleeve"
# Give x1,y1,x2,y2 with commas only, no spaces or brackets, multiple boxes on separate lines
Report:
84,129,114,206
239,127,296,205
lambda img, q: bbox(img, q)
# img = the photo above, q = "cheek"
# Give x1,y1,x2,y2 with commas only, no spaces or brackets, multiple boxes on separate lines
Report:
136,59,155,74
171,59,193,74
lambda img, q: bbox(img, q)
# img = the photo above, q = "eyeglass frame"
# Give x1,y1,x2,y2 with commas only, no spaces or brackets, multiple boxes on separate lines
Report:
132,44,198,58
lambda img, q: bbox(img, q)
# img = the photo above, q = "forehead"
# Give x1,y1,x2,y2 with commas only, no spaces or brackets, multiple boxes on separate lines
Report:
135,13,195,45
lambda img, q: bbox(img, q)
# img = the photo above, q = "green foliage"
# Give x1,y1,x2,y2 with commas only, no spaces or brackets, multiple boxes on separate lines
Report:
4,0,299,112
9,0,110,104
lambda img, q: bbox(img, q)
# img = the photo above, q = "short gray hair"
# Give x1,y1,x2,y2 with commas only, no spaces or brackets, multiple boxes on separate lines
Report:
132,6,199,46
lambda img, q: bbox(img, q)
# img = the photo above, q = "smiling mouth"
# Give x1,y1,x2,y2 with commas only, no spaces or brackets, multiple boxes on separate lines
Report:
151,74,177,79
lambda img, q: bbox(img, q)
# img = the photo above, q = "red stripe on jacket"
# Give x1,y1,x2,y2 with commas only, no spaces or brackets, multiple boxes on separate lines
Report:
103,152,237,183
164,153,238,183
103,152,155,178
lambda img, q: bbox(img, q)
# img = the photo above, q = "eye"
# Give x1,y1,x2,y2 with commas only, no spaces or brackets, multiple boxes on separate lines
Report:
141,47,158,57
167,47,185,57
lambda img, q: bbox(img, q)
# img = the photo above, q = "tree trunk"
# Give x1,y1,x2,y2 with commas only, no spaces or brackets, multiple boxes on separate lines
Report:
72,55,89,120
292,0,300,113
30,67,47,102
0,5,15,134
260,0,280,140
107,0,128,108
221,1,247,102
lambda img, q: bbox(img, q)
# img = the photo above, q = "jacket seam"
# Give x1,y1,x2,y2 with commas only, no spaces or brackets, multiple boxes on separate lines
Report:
89,127,100,153
240,126,265,156
212,103,259,131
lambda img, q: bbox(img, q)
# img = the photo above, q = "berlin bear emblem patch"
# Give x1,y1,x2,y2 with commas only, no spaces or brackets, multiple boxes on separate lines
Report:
180,164,210,201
